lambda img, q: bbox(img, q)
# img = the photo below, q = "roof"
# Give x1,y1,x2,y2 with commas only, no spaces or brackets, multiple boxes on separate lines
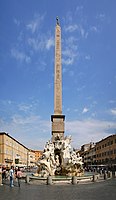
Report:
96,134,116,145
0,132,29,150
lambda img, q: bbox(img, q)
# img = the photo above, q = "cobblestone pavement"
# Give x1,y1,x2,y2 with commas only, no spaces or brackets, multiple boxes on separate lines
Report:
0,178,116,200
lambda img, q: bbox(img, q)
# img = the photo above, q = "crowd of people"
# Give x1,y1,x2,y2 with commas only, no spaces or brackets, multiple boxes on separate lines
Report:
0,165,23,187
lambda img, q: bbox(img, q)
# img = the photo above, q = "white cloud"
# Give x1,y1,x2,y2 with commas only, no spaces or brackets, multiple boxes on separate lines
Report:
64,24,78,32
82,107,89,114
110,108,116,115
85,55,91,60
109,100,116,104
0,114,50,150
28,36,54,52
65,36,78,50
62,57,74,65
79,25,85,37
64,22,88,38
66,119,116,148
28,37,45,51
18,104,33,112
76,6,83,12
11,114,40,125
96,13,106,21
14,18,20,26
27,22,38,33
11,48,31,63
26,14,45,33
0,113,116,150
77,85,86,92
90,26,99,33
66,108,70,112
62,37,78,66
46,37,54,50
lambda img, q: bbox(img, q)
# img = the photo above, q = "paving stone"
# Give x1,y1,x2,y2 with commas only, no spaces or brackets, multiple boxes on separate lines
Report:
0,179,116,200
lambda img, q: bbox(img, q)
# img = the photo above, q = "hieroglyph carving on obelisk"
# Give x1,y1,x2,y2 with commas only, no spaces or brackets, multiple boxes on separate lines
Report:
54,17,62,115
51,17,65,142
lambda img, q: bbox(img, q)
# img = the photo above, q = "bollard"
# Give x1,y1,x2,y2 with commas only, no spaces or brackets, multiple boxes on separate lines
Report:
47,176,52,185
72,176,77,185
25,175,30,183
104,172,107,180
97,174,100,179
109,171,112,179
108,171,110,178
107,171,112,178
114,171,116,178
93,174,97,182
0,166,3,186
0,171,3,186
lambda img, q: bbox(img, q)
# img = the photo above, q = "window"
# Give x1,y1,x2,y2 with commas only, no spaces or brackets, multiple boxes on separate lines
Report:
102,152,104,156
110,140,113,145
114,149,116,154
110,150,113,155
6,140,8,145
15,159,19,164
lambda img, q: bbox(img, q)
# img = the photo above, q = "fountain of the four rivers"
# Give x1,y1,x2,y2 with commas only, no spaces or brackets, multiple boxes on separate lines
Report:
36,17,84,178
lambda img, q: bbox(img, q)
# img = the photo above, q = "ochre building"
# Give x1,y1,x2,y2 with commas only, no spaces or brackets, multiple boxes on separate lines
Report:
0,132,28,167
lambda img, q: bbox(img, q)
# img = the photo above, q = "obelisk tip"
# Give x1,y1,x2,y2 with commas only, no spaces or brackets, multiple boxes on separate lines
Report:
56,16,60,25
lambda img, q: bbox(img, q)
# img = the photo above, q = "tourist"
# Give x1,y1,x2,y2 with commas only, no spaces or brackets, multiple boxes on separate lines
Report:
9,166,14,187
16,167,22,187
2,165,6,180
14,167,18,178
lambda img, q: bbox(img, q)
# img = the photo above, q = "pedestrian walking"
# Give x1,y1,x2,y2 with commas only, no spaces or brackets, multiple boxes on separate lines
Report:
9,166,14,187
2,165,6,180
16,167,22,187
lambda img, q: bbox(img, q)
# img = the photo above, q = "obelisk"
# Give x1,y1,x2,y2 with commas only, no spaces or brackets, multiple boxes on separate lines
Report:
51,17,65,142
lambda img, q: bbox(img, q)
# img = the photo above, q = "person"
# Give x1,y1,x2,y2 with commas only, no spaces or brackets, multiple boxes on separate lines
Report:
2,165,6,180
15,167,18,178
9,166,14,187
16,167,22,187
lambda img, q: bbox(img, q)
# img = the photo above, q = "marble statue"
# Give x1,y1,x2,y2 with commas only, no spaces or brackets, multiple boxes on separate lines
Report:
36,136,84,177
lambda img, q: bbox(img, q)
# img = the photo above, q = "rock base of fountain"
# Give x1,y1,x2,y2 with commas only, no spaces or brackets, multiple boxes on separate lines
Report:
36,136,84,177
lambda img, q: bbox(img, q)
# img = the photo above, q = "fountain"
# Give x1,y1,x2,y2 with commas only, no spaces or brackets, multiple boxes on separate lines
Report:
36,18,84,178
36,136,83,177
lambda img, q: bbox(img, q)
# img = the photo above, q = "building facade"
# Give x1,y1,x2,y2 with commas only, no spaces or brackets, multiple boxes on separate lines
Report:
0,132,37,168
80,134,116,168
34,150,43,163
95,134,116,166
27,150,36,167
0,132,28,167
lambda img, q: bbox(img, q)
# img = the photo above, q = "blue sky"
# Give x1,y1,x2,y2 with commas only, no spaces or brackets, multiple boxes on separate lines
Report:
0,0,116,150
